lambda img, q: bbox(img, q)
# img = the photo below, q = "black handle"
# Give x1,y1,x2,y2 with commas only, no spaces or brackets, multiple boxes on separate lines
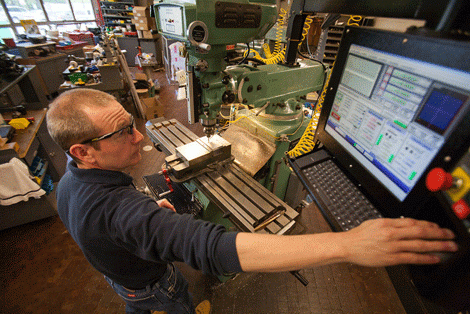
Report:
290,270,309,286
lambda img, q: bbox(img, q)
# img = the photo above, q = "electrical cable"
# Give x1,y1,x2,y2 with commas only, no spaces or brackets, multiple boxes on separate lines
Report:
298,15,314,51
237,43,250,65
298,50,327,71
295,14,327,68
230,56,265,65
281,13,333,157
247,8,288,65
228,12,330,147
347,15,362,26
306,31,314,56
287,64,333,158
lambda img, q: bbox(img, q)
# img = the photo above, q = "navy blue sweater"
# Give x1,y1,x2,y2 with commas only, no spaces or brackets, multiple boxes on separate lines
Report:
56,162,241,288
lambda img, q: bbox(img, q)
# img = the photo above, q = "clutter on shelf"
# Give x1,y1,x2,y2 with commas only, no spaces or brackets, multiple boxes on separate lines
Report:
0,49,24,80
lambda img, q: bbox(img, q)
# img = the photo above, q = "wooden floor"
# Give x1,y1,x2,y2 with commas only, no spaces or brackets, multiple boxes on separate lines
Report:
0,69,448,313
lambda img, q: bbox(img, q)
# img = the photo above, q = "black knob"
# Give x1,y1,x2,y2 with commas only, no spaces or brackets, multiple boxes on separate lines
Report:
222,91,236,104
222,75,230,85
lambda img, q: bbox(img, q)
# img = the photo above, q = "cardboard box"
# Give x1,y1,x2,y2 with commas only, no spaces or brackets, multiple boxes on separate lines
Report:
133,6,151,19
135,22,151,31
132,11,156,25
134,17,149,24
138,30,159,39
134,73,148,81
0,137,7,148
142,96,164,120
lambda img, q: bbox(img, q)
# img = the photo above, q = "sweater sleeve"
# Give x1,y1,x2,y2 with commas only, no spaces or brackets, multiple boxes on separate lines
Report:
109,187,242,276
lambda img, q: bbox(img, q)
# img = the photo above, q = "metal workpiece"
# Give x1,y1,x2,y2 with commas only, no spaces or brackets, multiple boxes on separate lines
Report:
176,136,231,168
146,117,299,234
167,135,232,180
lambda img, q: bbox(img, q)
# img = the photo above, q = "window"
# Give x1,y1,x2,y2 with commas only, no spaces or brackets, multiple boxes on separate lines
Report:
0,0,97,41
6,2,46,22
0,5,8,24
70,0,94,20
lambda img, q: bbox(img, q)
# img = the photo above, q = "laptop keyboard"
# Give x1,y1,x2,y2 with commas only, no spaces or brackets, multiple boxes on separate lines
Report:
302,159,382,231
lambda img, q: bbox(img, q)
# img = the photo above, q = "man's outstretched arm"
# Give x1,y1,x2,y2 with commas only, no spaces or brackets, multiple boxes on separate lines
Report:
235,218,458,272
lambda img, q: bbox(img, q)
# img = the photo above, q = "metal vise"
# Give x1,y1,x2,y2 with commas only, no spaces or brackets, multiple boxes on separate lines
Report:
165,135,232,180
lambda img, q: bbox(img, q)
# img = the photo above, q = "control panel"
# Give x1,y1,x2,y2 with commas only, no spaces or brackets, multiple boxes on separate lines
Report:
426,148,470,230
409,145,470,311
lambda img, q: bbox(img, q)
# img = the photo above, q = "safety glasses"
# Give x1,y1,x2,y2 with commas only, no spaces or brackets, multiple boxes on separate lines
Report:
80,115,135,144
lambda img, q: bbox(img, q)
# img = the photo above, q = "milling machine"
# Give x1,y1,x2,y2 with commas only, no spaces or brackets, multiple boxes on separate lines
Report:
152,0,326,200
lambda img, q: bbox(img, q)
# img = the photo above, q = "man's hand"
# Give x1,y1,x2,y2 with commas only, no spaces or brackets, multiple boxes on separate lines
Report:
342,218,458,267
157,198,176,212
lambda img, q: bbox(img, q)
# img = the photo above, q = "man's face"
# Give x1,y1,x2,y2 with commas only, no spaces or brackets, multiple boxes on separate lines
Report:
83,101,144,171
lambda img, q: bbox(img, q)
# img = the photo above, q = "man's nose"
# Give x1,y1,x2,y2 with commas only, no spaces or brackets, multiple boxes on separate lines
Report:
132,129,144,144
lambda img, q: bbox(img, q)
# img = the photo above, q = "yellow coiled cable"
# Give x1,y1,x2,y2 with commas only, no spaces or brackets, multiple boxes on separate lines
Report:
238,12,331,151
298,15,313,50
287,66,333,158
272,8,286,55
248,8,287,65
347,15,362,26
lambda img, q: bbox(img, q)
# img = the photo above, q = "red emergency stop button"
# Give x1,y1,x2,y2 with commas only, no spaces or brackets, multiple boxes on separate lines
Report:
452,199,470,220
426,168,453,192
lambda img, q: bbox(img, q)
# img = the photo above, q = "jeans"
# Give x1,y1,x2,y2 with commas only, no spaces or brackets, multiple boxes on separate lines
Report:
105,263,195,314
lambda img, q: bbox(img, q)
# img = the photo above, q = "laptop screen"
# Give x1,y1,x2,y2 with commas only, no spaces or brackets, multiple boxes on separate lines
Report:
324,44,470,201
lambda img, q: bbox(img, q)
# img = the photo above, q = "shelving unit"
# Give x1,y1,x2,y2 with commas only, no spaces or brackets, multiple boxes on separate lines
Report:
100,0,135,30
17,53,69,97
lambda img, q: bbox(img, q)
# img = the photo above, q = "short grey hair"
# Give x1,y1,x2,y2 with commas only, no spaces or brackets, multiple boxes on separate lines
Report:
46,88,117,154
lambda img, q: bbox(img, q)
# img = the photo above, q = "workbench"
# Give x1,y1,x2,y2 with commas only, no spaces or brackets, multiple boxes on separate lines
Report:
0,65,48,109
0,109,67,231
58,64,124,96
1,109,46,160
16,53,69,97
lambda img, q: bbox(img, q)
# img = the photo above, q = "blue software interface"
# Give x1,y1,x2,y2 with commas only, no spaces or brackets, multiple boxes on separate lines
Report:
325,44,470,201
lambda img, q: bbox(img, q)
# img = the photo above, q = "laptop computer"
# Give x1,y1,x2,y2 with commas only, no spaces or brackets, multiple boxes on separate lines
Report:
289,26,470,311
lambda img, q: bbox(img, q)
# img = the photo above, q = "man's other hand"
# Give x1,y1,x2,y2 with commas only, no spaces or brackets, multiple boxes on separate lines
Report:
157,199,176,212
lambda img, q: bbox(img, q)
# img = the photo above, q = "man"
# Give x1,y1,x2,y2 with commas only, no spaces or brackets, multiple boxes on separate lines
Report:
47,88,458,314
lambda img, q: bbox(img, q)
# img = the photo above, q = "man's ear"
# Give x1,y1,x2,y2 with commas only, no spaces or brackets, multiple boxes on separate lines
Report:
69,144,95,164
